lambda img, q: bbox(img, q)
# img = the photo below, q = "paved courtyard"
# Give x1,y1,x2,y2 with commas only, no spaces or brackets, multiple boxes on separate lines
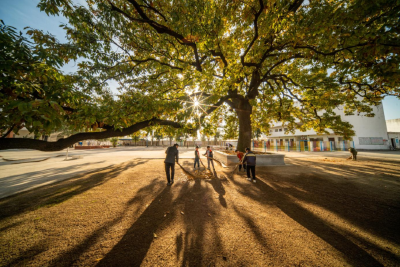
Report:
1,146,399,199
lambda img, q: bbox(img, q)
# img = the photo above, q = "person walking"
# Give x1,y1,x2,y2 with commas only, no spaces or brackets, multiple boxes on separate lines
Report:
164,143,179,185
235,150,246,172
242,147,256,183
203,146,215,170
194,146,200,170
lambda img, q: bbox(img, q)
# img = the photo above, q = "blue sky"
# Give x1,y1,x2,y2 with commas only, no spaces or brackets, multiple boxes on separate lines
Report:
1,0,399,120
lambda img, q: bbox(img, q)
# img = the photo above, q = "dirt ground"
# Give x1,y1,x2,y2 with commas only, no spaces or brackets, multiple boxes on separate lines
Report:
0,155,399,266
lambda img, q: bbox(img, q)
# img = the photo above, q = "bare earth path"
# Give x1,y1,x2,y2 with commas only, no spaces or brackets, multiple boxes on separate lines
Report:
0,156,399,266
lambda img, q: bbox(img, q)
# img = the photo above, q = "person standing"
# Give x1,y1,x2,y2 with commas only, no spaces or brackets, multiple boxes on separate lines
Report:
194,146,200,169
242,147,256,183
235,150,246,172
165,143,179,185
348,147,358,161
203,146,215,170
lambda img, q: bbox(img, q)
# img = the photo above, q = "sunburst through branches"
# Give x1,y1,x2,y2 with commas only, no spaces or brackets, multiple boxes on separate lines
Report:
179,92,217,131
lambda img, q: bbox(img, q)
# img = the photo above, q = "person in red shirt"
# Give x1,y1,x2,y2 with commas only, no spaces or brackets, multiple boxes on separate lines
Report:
235,150,246,172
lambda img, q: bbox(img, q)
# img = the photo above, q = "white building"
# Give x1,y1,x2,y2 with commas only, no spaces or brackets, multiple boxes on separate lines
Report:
386,118,400,149
263,103,390,150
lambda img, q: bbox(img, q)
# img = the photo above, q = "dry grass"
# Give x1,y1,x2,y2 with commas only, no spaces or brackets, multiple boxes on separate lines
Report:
1,156,399,266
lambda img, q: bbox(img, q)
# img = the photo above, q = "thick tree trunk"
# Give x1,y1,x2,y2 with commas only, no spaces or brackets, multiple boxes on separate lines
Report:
236,99,252,152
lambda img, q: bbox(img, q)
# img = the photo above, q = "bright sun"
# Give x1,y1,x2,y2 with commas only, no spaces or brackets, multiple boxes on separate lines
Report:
194,100,199,107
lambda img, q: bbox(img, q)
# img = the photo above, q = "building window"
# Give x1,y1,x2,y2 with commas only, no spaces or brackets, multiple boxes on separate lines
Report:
275,129,278,132
284,128,288,131
279,128,282,132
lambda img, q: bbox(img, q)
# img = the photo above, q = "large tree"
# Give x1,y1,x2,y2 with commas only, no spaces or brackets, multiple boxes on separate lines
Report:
0,21,183,151
2,0,400,151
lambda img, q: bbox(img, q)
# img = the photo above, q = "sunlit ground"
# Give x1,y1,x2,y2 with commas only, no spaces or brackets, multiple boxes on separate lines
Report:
0,155,399,266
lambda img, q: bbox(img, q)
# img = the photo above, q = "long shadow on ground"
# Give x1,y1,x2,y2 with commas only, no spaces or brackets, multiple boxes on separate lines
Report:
97,174,228,266
96,184,177,267
3,157,399,266
233,157,400,266
0,159,148,221
227,172,385,266
48,177,162,267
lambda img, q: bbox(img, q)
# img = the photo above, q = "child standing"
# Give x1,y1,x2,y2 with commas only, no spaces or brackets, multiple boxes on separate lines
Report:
203,146,215,170
194,146,200,169
235,149,246,171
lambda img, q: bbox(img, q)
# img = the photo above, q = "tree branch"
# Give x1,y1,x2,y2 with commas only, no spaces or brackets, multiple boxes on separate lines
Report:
0,118,182,151
140,0,168,22
1,124,16,139
293,43,369,56
108,0,204,71
198,95,239,122
240,0,265,67
261,54,304,81
210,49,228,68
288,0,304,13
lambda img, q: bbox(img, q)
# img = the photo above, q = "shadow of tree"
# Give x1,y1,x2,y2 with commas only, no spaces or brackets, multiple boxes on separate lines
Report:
3,240,49,267
96,173,228,266
280,159,400,261
178,179,226,266
2,156,399,266
0,159,148,221
226,171,385,266
226,156,400,266
47,178,162,267
0,160,108,199
97,185,177,266
206,178,227,208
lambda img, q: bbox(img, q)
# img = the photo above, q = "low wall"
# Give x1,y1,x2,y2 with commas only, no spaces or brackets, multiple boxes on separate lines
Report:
214,151,285,166
75,146,110,149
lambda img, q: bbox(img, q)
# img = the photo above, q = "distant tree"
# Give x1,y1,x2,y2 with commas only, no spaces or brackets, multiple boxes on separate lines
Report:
131,132,140,146
214,131,221,143
110,137,118,147
154,130,163,146
253,128,262,141
161,126,177,146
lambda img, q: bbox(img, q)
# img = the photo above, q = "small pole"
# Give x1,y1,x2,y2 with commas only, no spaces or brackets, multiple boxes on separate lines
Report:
64,147,69,161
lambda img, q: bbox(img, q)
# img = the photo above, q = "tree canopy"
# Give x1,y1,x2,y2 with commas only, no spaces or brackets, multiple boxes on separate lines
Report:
1,0,399,151
0,20,182,150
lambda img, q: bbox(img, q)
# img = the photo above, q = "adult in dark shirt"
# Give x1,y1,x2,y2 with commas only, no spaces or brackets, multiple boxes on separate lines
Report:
165,144,179,185
242,147,256,183
348,147,358,161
